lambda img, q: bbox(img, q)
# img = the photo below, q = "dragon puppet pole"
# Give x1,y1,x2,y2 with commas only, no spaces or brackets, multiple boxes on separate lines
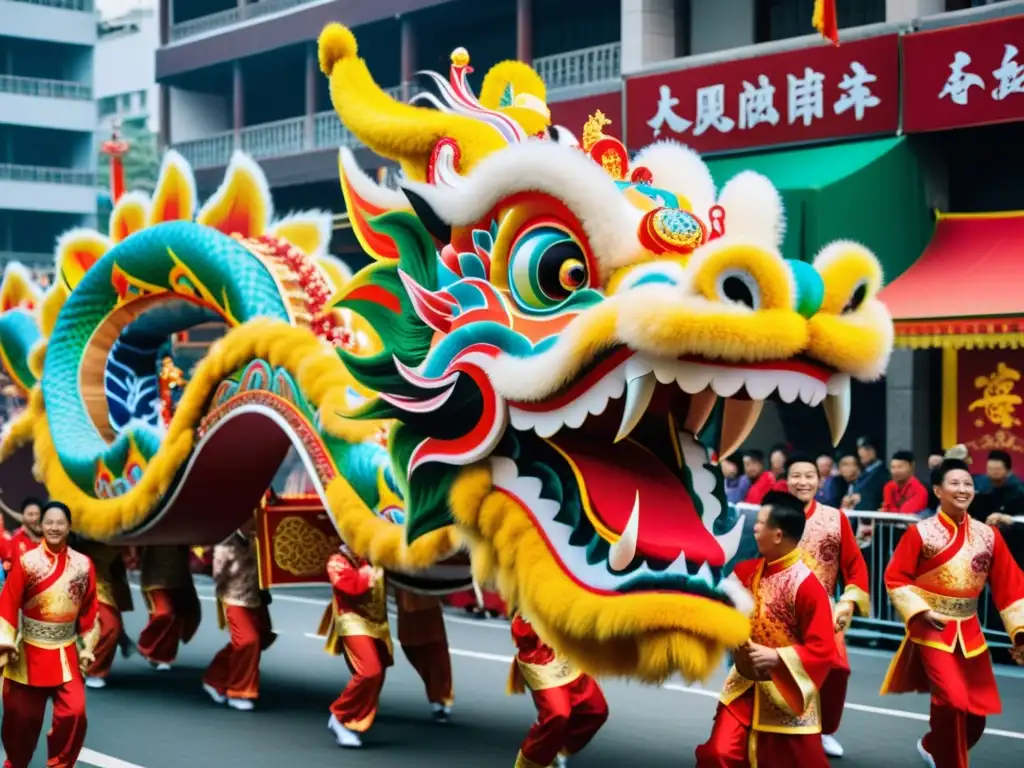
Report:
100,119,131,204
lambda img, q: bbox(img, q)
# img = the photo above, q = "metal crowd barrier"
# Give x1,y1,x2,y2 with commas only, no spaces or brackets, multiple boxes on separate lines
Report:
731,503,1024,650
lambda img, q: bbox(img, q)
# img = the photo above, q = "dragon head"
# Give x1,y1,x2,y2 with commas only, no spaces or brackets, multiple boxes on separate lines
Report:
323,26,893,683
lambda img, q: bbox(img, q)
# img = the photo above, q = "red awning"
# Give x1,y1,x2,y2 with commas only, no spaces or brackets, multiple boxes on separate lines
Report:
879,212,1024,349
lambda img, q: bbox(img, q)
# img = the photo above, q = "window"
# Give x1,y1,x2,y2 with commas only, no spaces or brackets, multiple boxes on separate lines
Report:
756,0,886,44
119,93,132,111
98,96,118,117
138,89,147,109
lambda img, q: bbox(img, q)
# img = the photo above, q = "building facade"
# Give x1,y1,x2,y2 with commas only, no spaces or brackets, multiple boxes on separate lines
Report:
96,3,160,136
1,0,98,275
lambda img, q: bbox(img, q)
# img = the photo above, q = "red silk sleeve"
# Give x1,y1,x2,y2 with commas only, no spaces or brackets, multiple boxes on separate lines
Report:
838,512,871,613
770,574,836,715
77,561,99,636
730,558,760,588
326,554,372,597
884,524,932,626
511,614,555,665
0,553,25,649
989,528,1024,644
881,482,896,512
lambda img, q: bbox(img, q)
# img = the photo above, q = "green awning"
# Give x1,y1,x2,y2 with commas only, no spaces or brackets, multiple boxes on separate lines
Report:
705,137,931,281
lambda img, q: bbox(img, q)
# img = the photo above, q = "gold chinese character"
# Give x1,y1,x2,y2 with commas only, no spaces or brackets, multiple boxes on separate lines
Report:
969,362,1023,429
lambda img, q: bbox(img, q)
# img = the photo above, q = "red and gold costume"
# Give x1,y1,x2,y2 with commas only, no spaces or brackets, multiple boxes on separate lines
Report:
881,511,1024,768
798,500,870,735
395,588,454,709
696,550,835,768
204,533,275,700
319,549,393,733
74,541,133,680
0,541,99,768
507,613,608,768
137,545,201,665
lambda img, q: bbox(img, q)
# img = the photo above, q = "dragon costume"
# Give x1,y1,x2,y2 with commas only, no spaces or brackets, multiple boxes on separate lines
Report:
313,23,894,683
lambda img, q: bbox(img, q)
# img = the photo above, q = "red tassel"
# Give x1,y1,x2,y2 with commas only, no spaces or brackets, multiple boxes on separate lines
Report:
813,0,840,46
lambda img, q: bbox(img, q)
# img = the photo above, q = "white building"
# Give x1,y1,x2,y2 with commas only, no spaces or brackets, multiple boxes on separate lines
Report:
96,2,158,136
0,0,98,271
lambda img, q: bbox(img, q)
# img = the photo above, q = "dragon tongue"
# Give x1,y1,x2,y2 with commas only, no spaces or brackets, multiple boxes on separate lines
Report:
549,434,724,566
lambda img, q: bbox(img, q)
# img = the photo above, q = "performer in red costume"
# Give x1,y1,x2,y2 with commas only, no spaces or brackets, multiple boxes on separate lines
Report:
395,588,454,721
319,544,392,748
0,502,99,768
137,545,201,669
203,522,276,710
73,540,133,689
786,453,871,758
2,497,42,571
881,458,1024,768
696,491,835,768
507,612,608,768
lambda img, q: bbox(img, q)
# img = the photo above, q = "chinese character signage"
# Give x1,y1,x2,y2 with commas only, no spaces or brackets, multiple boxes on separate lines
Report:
625,35,899,153
904,15,1024,132
946,349,1024,469
549,91,622,141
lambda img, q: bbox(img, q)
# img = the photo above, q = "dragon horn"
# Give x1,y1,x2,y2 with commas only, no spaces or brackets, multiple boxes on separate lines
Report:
318,23,508,182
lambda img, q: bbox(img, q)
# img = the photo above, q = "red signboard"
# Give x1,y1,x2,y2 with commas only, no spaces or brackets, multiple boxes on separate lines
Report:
904,15,1024,133
947,349,1024,469
549,90,623,140
625,35,899,153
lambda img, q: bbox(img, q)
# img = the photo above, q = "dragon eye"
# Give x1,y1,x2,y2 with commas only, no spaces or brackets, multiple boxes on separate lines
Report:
717,270,761,310
843,280,868,314
509,225,590,311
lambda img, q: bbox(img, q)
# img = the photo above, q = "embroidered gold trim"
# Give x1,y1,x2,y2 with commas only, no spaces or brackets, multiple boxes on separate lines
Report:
516,656,581,691
888,585,934,624
912,589,978,619
22,617,76,649
0,617,16,649
776,646,816,716
999,597,1024,643
840,585,871,617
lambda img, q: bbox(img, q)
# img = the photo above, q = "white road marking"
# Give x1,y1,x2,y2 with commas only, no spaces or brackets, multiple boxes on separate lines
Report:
79,748,147,768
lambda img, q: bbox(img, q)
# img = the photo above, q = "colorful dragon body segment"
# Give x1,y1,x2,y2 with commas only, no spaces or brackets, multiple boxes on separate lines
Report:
317,23,895,683
0,150,468,594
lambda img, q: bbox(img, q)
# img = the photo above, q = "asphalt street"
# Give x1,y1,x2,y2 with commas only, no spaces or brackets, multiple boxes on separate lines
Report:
3,578,1023,767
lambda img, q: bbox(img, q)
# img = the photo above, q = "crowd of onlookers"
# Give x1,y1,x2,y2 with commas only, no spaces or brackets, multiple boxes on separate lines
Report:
722,437,1024,569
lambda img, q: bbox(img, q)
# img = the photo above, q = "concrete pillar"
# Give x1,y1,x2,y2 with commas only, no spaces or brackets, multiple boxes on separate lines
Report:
885,349,935,480
885,0,945,23
232,60,244,150
304,43,316,148
159,85,171,150
161,0,173,45
400,18,416,102
690,0,755,56
516,0,532,64
621,0,679,75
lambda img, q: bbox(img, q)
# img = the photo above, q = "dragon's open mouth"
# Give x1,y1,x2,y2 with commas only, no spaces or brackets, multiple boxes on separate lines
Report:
495,347,846,605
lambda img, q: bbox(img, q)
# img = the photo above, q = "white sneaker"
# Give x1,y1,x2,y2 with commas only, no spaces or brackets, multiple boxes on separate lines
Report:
822,734,844,758
555,755,569,768
203,683,226,704
917,739,935,768
154,662,172,672
85,677,106,690
227,698,254,711
327,715,362,748
431,702,451,722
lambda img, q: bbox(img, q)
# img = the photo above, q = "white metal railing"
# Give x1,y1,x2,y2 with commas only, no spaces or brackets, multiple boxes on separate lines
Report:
0,74,91,100
8,0,93,10
170,0,322,42
732,502,1024,648
0,163,95,185
534,42,621,95
240,115,305,160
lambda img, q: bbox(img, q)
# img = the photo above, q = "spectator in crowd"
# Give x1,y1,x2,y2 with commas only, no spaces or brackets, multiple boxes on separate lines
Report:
836,452,862,510
768,443,789,480
852,436,890,512
972,450,1024,568
721,458,750,505
881,450,929,514
816,453,840,505
741,449,776,504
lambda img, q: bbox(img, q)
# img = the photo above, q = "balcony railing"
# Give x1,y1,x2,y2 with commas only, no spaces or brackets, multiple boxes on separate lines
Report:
170,0,324,42
534,42,621,96
8,0,94,11
0,74,92,100
0,163,96,186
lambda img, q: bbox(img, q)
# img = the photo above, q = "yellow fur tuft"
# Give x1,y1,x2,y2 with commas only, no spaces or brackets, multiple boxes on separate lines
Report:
448,468,749,683
318,23,357,76
27,341,47,381
38,285,67,339
0,404,37,461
